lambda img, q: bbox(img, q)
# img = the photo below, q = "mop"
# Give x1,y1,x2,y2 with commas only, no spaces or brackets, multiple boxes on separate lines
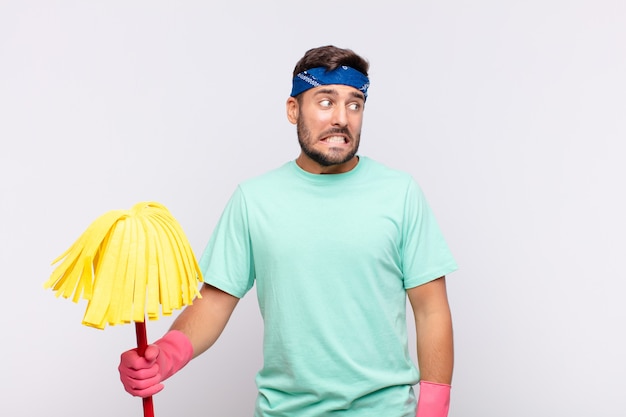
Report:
44,201,202,416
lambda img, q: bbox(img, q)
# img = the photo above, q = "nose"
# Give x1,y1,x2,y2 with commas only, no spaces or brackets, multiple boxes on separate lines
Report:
331,105,348,127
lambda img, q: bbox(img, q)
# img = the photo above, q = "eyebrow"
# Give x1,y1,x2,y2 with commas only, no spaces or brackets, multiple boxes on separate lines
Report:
314,88,365,102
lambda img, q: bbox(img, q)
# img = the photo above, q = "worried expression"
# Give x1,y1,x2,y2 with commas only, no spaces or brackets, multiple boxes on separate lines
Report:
288,84,365,174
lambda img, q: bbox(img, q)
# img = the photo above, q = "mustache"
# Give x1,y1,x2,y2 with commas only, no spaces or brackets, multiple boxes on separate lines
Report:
319,127,353,141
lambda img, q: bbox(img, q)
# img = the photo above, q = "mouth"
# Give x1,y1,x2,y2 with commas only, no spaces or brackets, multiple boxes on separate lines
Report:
320,135,349,145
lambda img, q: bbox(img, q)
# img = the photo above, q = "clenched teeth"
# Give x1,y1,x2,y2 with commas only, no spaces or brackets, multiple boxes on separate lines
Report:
325,136,346,143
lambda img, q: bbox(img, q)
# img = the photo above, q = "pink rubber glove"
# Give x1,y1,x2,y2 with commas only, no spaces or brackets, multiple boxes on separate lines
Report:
119,330,194,398
415,381,451,417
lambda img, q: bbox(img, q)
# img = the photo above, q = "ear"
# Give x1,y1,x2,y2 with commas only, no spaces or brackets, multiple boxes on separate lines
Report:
286,97,299,125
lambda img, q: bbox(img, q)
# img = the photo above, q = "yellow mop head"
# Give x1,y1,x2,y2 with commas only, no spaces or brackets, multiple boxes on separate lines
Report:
44,202,203,329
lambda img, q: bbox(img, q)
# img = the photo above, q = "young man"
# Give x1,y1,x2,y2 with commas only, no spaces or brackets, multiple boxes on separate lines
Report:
119,45,458,417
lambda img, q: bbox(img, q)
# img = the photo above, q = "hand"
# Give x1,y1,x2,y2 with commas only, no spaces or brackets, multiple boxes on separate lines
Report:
415,381,451,417
118,330,194,398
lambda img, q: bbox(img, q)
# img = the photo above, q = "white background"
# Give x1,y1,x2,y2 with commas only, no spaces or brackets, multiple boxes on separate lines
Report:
1,1,624,416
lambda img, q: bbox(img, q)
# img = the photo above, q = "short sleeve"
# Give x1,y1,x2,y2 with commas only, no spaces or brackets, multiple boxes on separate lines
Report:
401,180,458,289
198,186,255,298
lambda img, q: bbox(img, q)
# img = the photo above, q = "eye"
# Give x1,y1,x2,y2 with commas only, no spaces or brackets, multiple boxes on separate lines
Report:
319,99,332,107
348,102,361,111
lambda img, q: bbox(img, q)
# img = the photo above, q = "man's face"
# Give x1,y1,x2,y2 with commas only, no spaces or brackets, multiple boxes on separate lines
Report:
287,84,365,174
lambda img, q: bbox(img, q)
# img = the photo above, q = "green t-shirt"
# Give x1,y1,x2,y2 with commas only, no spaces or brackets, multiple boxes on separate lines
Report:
199,156,458,417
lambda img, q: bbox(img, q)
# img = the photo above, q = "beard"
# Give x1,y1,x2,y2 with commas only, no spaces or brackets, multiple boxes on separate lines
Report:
296,116,360,167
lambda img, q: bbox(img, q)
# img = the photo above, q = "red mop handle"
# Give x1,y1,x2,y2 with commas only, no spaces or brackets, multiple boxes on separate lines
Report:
135,320,155,417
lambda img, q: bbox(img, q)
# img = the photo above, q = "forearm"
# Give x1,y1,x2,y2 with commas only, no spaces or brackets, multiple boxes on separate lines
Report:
408,277,454,384
415,308,454,384
408,278,454,417
170,283,239,358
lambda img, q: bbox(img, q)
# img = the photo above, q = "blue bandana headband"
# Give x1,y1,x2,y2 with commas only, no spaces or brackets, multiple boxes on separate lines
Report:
290,66,370,100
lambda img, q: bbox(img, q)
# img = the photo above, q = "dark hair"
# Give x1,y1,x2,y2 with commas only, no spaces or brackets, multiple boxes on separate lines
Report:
292,45,370,77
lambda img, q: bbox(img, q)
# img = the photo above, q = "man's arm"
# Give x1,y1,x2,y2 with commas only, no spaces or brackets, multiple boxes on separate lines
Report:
407,276,453,383
170,283,240,358
407,276,453,417
119,283,239,397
